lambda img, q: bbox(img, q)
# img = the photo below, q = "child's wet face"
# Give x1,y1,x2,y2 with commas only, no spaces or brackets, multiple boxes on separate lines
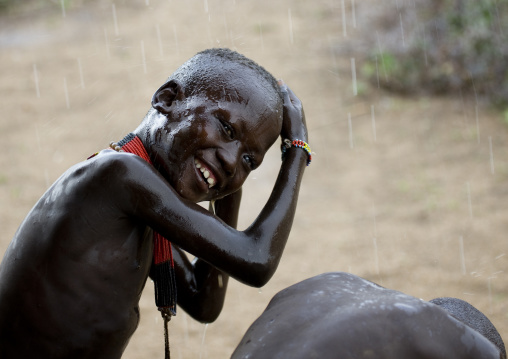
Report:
153,76,282,203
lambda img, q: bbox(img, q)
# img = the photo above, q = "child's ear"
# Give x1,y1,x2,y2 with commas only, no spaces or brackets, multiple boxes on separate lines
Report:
151,80,184,114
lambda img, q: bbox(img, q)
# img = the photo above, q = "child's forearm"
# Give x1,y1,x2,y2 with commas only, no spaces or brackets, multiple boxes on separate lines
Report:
125,85,307,288
229,84,308,286
190,259,229,323
128,151,306,288
240,145,307,286
173,191,240,322
174,251,229,323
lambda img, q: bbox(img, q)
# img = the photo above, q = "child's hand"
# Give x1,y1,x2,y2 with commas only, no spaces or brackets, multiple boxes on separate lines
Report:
279,81,308,142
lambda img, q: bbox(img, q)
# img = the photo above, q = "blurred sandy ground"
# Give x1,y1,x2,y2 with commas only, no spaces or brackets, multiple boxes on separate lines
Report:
1,0,508,358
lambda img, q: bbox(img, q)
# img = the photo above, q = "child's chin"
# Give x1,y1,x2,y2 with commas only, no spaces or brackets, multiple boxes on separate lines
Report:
179,187,211,203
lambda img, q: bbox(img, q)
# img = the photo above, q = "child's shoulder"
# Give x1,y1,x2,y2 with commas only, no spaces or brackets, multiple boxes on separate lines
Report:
87,149,152,172
71,149,157,189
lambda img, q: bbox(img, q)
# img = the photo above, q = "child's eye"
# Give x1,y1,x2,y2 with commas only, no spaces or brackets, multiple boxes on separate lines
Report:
243,155,256,170
221,121,234,139
214,113,234,139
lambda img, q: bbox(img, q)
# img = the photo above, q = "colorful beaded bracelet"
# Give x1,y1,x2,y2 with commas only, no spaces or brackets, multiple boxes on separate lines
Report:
281,138,312,166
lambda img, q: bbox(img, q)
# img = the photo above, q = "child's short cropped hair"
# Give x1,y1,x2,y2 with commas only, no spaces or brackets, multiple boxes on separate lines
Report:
168,48,283,104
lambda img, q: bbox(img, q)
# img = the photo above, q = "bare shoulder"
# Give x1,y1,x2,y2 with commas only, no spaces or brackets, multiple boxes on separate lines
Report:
0,151,157,359
3,149,162,252
65,149,162,204
85,149,156,181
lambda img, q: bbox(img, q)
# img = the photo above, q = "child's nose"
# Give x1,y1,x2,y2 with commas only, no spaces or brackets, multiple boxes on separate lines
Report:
216,143,239,177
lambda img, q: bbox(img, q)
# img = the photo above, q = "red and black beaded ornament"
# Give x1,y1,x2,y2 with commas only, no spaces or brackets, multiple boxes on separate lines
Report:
89,133,177,359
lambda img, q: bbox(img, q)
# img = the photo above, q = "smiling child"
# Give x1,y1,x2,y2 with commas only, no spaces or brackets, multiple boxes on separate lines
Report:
0,48,309,358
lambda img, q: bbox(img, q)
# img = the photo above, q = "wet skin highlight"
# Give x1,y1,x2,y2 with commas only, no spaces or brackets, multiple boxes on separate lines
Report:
141,78,281,202
0,58,308,358
233,272,505,359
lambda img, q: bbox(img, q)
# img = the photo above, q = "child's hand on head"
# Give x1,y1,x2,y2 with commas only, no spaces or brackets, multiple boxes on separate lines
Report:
278,80,308,142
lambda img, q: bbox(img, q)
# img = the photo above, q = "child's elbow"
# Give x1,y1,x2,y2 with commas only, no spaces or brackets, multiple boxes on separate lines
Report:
184,301,225,324
248,273,272,288
240,262,276,288
192,309,222,324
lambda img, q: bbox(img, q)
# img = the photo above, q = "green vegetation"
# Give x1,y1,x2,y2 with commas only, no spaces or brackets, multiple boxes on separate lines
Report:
362,0,508,107
0,0,81,14
0,0,14,11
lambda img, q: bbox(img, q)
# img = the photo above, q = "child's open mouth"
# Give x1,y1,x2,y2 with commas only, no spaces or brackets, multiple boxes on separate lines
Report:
194,158,216,188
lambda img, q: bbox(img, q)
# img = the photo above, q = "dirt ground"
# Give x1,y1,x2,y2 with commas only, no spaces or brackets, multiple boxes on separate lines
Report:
1,0,508,358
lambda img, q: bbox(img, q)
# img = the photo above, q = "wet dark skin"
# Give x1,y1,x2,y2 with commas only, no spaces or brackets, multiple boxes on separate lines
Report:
0,64,308,358
232,272,504,359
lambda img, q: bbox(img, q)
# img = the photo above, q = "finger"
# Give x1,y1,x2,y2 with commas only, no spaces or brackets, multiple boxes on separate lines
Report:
281,86,291,104
285,86,301,107
278,79,291,102
278,83,300,107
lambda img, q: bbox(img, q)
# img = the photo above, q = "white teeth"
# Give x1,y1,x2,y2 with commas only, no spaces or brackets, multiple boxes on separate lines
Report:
195,159,216,188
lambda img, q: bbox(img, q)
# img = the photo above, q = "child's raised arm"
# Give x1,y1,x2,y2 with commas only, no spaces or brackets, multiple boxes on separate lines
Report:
118,85,308,288
170,190,241,323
